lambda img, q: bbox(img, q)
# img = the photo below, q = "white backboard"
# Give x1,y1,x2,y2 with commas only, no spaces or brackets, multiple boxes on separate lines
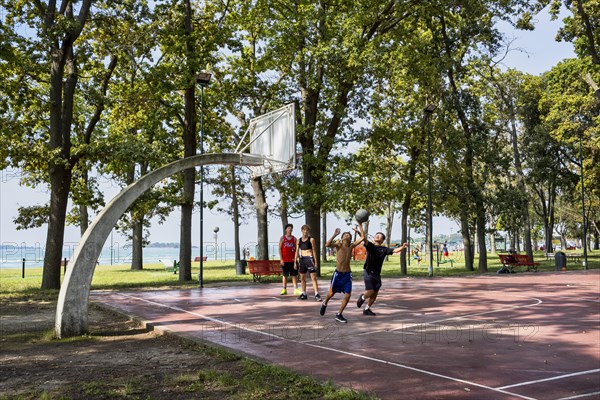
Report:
242,103,296,177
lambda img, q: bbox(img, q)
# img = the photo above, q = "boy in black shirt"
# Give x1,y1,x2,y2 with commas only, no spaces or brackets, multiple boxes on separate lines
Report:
355,220,408,316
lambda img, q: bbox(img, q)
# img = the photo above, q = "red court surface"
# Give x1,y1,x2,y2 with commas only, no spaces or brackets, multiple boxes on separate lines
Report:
92,270,600,399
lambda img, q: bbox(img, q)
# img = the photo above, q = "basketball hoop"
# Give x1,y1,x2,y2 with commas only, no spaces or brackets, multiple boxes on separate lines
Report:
235,103,296,178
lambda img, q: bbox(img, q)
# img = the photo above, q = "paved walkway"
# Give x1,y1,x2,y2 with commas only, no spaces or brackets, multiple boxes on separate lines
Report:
93,270,600,399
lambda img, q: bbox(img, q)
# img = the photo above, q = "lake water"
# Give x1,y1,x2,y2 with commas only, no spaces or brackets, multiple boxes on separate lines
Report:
0,241,284,269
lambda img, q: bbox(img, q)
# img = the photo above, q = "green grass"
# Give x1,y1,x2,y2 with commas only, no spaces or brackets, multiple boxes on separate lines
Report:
2,250,598,299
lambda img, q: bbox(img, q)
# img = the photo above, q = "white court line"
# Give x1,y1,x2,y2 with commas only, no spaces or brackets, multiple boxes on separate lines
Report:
558,391,600,400
496,369,600,390
112,292,537,400
348,294,543,338
299,341,537,400
119,293,283,340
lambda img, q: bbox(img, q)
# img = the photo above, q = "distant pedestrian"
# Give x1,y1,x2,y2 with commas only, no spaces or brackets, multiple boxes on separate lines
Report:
442,242,449,259
412,248,421,265
355,220,408,316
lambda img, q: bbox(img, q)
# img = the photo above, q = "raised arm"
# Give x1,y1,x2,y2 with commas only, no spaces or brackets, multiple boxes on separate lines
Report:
355,222,366,245
392,242,409,254
326,228,341,247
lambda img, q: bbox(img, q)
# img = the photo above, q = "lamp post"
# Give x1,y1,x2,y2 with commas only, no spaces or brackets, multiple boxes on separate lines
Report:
424,103,436,278
579,135,588,270
213,226,219,261
197,72,211,287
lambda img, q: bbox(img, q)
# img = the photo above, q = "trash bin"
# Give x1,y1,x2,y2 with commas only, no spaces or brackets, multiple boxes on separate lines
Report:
555,251,567,271
236,260,247,275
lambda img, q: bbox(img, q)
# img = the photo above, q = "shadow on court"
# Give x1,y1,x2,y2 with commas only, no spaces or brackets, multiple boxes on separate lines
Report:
93,270,600,400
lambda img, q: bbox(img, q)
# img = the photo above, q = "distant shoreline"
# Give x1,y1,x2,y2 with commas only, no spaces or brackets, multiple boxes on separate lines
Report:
146,243,198,248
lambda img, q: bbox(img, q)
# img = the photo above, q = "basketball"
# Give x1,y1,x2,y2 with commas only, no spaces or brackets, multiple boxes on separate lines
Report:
355,209,370,223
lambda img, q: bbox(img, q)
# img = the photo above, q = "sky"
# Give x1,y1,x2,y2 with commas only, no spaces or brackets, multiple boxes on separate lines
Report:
0,7,576,255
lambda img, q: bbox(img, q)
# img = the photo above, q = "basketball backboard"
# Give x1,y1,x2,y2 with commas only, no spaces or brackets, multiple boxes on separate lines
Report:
235,103,296,177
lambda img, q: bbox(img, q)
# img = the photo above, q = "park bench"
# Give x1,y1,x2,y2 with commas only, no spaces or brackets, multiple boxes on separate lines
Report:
247,259,282,282
544,252,581,262
498,254,539,273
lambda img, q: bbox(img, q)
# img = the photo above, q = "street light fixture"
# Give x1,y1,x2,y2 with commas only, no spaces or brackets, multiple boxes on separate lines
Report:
424,103,436,278
197,72,211,287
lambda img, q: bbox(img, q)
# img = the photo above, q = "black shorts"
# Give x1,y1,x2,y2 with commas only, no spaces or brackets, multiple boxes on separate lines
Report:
281,262,298,277
299,257,317,274
363,270,382,292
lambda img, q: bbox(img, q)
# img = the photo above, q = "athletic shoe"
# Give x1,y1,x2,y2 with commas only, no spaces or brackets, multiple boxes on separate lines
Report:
298,293,307,300
363,308,376,316
356,294,365,308
319,302,327,316
294,288,302,296
280,288,287,295
315,293,322,301
335,313,348,323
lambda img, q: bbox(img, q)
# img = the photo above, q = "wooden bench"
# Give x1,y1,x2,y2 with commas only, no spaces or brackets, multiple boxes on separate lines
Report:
498,254,539,273
247,260,281,282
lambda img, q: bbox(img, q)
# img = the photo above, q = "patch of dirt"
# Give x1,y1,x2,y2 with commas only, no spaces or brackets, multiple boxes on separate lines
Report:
0,299,249,399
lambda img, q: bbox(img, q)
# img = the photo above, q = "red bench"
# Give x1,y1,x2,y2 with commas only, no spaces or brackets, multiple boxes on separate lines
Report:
498,254,539,272
247,260,282,282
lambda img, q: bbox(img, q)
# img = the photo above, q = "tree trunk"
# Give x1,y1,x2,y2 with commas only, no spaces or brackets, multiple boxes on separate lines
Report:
274,176,290,232
231,166,244,275
476,206,487,272
400,147,419,275
321,211,327,263
385,205,394,262
42,47,75,289
40,0,92,289
179,0,197,281
506,95,534,259
42,166,72,289
400,205,409,275
78,170,89,236
179,172,194,280
385,205,394,248
490,232,496,253
79,204,88,237
252,177,269,260
460,214,474,271
130,217,143,270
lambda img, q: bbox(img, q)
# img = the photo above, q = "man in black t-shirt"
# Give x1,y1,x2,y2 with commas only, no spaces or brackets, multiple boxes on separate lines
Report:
355,220,408,316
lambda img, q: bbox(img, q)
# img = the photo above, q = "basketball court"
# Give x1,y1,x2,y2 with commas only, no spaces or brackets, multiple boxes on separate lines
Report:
92,270,600,399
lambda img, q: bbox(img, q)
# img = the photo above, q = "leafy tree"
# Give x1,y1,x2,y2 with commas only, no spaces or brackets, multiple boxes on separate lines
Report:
541,0,600,65
0,0,126,289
